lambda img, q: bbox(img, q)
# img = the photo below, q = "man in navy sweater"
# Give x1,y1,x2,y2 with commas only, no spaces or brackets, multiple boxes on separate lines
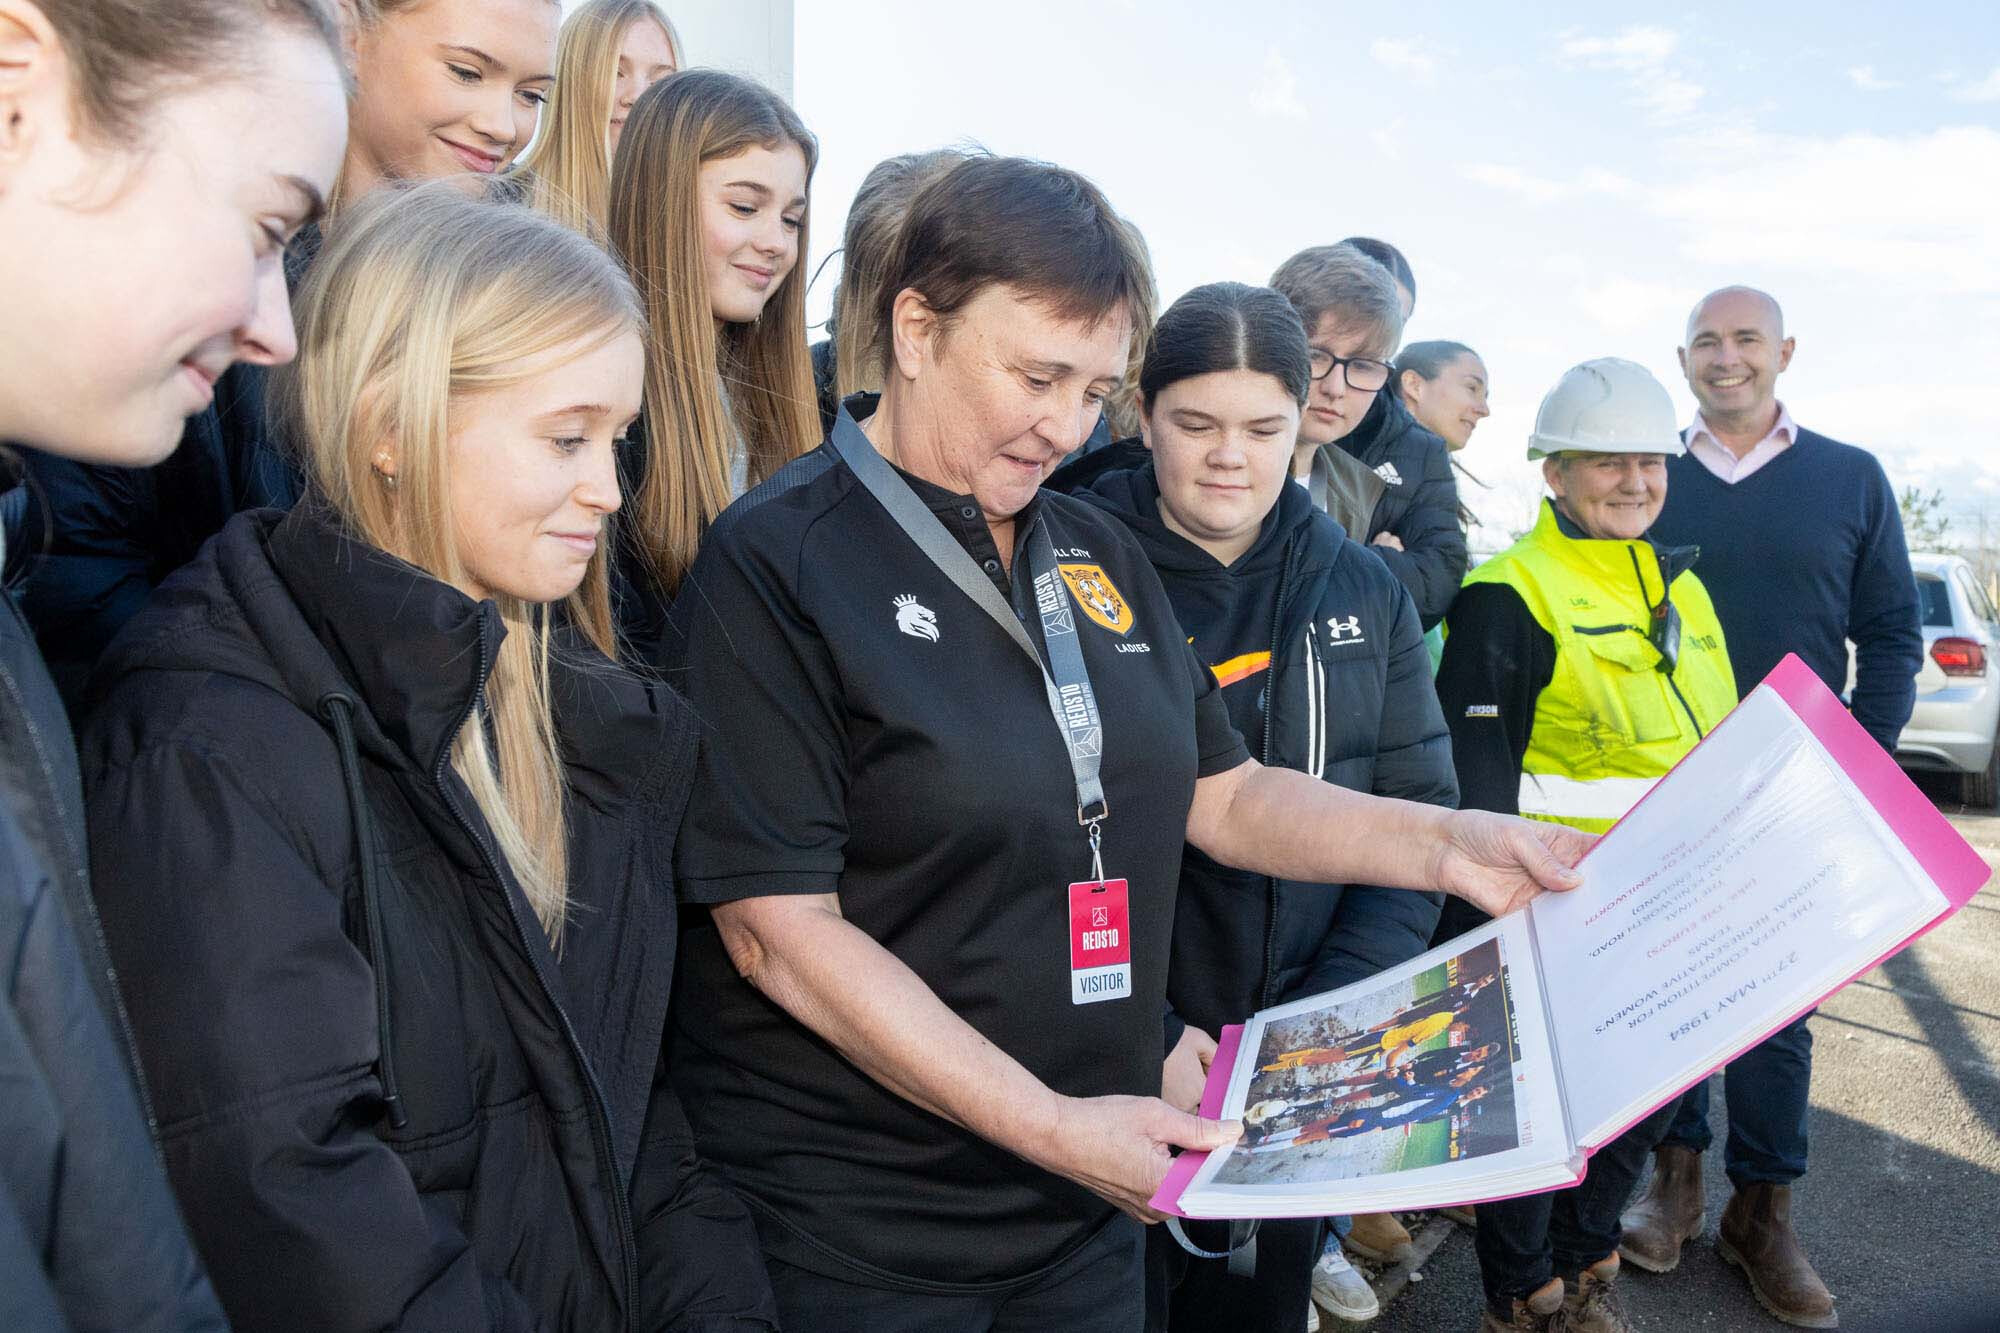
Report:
1624,286,1920,1329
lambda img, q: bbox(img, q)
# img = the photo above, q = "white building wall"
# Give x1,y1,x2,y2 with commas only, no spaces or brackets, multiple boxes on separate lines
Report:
672,0,794,99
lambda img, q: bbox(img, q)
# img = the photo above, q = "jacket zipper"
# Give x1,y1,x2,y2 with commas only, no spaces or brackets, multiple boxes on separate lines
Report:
0,600,161,1133
1257,543,1295,1010
1627,544,1706,740
1664,672,1706,741
433,611,639,1328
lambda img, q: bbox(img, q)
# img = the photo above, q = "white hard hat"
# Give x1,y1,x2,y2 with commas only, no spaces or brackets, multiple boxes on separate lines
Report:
1526,357,1685,460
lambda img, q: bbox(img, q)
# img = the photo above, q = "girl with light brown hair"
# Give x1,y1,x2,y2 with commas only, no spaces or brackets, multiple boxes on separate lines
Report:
79,182,776,1331
514,0,684,233
607,69,819,608
24,0,567,700
0,0,344,1322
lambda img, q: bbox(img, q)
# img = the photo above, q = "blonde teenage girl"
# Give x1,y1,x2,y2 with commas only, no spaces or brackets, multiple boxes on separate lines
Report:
78,183,775,1333
24,0,564,700
515,0,683,233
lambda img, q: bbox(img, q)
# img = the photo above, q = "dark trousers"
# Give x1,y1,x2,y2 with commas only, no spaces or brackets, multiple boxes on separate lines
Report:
1144,1217,1319,1333
1658,1011,1814,1185
1473,1102,1679,1307
761,1215,1145,1333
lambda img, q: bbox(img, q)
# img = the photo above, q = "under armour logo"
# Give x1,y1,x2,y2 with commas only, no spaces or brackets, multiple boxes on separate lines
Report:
894,594,939,642
1327,614,1364,641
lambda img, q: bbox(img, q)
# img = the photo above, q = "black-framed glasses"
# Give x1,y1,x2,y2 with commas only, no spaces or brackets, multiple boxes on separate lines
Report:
1308,350,1393,392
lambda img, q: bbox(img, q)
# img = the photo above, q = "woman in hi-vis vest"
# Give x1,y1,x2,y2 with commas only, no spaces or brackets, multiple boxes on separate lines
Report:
1432,357,1737,1333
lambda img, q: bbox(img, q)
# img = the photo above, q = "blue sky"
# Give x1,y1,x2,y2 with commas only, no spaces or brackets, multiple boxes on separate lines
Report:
792,2,2000,549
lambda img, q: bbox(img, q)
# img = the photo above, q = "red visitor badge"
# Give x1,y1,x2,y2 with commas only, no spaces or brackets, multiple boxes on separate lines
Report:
1068,878,1132,1005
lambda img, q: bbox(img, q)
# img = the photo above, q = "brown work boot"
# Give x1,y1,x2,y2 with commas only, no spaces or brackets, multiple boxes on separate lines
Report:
1475,1277,1564,1332
1617,1144,1704,1272
1561,1254,1635,1333
1717,1183,1838,1328
1344,1210,1416,1263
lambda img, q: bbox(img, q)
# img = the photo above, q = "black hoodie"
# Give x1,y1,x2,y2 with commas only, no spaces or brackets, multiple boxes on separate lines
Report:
1325,389,1468,630
1057,446,1455,1042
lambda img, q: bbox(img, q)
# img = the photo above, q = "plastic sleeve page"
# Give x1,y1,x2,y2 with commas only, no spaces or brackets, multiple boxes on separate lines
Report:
1533,684,1949,1149
1172,911,1577,1218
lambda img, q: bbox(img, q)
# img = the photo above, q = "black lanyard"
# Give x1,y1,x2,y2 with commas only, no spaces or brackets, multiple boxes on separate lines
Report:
828,413,1109,849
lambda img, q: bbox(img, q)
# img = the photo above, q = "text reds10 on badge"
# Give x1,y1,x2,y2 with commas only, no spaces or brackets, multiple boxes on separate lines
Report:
1068,878,1131,1005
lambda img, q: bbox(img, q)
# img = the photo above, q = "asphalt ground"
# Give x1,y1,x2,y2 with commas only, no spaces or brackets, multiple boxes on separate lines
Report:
1340,773,2000,1333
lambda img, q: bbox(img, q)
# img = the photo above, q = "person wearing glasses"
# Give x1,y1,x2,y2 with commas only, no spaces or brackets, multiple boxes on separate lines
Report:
1266,241,1467,1297
1269,243,1467,630
1432,358,1738,1333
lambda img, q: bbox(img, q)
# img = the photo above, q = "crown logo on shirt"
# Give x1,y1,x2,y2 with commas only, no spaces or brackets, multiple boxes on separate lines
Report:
894,594,940,643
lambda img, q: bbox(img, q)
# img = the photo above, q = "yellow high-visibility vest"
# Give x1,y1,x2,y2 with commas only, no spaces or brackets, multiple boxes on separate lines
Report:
1463,500,1739,833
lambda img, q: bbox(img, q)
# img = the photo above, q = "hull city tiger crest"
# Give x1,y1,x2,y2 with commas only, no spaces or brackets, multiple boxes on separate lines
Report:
1058,562,1135,636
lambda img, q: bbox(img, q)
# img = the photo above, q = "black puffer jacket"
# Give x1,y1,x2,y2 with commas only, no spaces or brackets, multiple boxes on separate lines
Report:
1060,449,1455,1039
78,507,777,1332
1324,390,1467,629
0,464,227,1332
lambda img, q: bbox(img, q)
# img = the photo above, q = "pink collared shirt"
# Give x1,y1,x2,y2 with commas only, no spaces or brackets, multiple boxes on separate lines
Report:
1686,403,1796,484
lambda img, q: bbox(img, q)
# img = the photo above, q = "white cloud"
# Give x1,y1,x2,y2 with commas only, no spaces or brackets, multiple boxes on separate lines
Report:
1370,37,1437,84
1555,25,1703,123
1951,65,2000,102
1251,46,1308,121
1636,73,1706,121
1847,65,1901,92
1573,277,1692,335
1653,126,2000,296
1556,26,1679,71
1462,163,1638,203
1371,115,1407,161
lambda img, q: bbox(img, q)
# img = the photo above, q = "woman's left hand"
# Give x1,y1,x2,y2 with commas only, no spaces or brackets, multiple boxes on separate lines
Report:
1430,809,1592,917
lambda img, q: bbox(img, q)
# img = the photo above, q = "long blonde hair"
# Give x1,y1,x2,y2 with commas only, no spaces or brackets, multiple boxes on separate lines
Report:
273,181,643,941
516,0,683,233
607,69,819,597
831,148,974,402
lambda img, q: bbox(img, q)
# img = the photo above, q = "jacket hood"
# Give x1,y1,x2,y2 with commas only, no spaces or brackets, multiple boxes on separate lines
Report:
1056,439,1337,577
92,506,494,782
91,505,672,799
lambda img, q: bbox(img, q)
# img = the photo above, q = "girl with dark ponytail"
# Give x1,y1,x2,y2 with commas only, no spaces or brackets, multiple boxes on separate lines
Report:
1050,282,1460,1332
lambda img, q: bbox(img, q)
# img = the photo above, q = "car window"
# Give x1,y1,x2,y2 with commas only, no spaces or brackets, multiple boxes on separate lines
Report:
1944,572,1992,628
1918,575,1953,627
1969,571,2000,625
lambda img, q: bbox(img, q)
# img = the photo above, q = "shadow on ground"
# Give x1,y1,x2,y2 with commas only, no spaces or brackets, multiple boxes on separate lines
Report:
1360,1086,2000,1332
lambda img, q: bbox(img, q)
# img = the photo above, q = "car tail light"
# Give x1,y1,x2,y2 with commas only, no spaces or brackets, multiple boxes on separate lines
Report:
1932,637,1987,677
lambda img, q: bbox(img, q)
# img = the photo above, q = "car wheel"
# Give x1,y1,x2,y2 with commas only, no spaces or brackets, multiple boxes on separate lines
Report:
1962,734,2000,809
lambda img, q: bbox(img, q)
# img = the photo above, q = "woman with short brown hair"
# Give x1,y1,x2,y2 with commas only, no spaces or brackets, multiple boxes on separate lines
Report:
667,154,1590,1330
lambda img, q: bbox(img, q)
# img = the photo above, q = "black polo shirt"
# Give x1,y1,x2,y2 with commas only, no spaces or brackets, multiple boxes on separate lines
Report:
665,436,1248,1289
